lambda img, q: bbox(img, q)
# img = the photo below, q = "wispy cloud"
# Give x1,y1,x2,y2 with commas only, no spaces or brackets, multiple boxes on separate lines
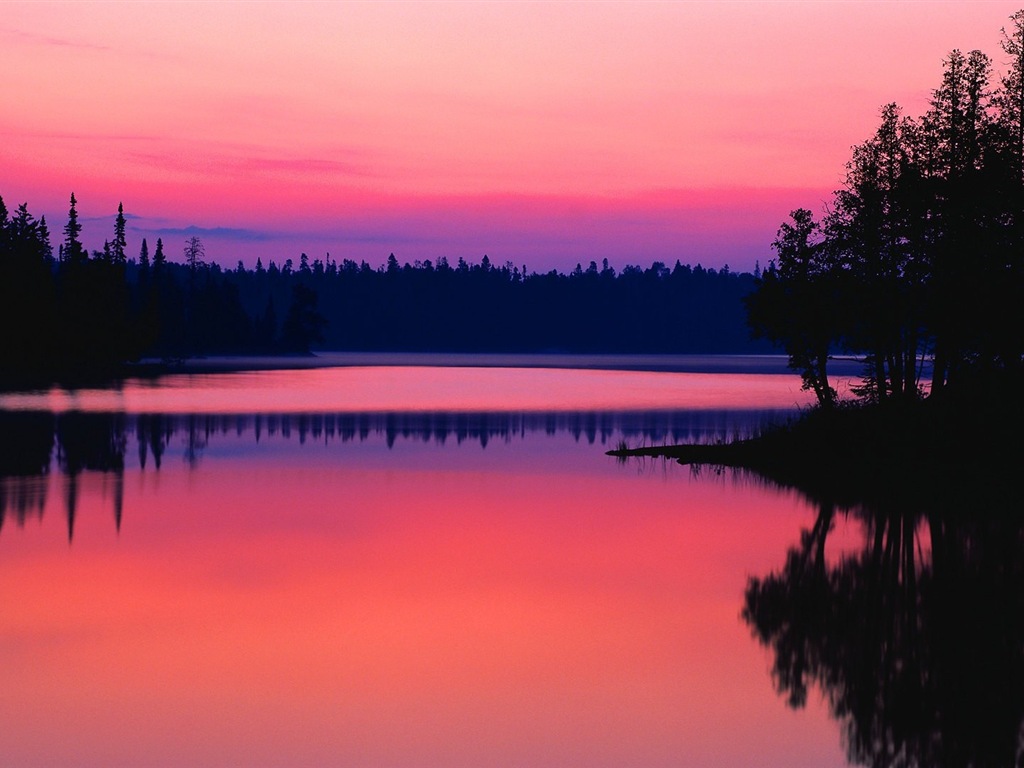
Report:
148,224,279,243
0,24,176,62
1,26,115,54
0,126,168,147
0,124,376,184
125,151,376,181
91,122,379,182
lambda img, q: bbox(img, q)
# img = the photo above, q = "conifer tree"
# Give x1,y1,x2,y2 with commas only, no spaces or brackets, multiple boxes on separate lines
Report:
112,202,127,264
746,209,840,407
996,11,1024,185
0,195,9,244
153,237,165,271
37,216,52,262
62,192,84,265
184,236,205,272
747,12,1024,404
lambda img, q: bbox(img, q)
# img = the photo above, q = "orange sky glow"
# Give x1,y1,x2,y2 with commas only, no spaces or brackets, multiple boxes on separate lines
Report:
3,1,1022,271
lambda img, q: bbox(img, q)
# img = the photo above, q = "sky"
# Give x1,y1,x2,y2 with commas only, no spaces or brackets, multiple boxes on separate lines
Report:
2,1,1023,274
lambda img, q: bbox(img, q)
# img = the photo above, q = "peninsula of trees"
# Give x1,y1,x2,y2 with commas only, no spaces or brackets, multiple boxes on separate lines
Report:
747,11,1024,407
612,10,1024,494
0,191,768,384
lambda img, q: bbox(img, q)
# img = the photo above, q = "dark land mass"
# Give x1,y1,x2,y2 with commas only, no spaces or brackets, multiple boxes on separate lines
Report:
608,387,1024,508
605,9,1024,521
0,190,774,388
127,351,862,376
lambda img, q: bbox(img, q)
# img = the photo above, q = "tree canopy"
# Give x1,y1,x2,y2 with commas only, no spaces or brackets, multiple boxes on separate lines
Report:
747,11,1024,406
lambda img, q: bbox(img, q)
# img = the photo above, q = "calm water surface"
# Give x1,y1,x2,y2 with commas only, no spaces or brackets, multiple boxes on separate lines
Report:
0,364,856,767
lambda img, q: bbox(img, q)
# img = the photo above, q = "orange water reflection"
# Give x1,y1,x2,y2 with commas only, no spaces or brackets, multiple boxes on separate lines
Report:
0,423,846,767
0,366,815,414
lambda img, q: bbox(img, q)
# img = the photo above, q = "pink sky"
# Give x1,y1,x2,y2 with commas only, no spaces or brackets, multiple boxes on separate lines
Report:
2,1,1022,272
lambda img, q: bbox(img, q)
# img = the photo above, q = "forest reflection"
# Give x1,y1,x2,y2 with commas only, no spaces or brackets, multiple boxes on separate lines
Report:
743,473,1024,768
0,407,783,539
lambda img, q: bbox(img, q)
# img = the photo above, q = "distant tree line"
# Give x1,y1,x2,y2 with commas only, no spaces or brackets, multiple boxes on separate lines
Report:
235,252,763,354
0,193,326,382
0,191,770,382
747,11,1024,407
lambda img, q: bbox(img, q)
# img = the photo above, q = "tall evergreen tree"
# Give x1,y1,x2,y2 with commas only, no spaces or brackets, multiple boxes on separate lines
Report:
826,104,926,401
61,192,84,265
37,216,52,263
924,49,996,390
153,237,166,271
747,14,1024,405
112,202,127,265
992,11,1024,373
747,209,840,408
1,199,57,376
183,236,205,272
0,195,9,250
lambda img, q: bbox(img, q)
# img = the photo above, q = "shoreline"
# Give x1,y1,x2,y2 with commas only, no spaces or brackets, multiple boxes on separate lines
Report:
130,351,867,376
5,351,867,391
608,396,1024,506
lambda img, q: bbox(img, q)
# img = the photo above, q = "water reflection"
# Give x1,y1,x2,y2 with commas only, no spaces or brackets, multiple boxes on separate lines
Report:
0,411,54,530
0,408,784,539
743,475,1024,767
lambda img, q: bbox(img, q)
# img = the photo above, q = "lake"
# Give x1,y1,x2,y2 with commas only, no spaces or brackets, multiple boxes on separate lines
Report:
0,358,902,766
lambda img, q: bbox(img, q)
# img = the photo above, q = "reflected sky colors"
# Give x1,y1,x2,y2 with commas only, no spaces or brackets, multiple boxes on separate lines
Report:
0,366,849,766
0,433,846,767
0,363,816,414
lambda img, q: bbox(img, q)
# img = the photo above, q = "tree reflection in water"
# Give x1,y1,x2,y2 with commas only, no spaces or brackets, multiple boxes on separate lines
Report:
0,408,782,540
744,479,1024,767
0,411,54,530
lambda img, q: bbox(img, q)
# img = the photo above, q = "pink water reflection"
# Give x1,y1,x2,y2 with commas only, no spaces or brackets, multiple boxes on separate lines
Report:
0,428,846,767
0,366,814,414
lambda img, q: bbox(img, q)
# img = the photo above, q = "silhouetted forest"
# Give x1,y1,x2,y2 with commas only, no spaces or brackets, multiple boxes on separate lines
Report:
0,191,768,384
747,11,1024,407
